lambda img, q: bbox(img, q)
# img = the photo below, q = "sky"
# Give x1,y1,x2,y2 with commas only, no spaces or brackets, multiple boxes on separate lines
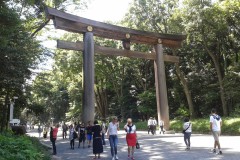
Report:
38,0,132,71
80,0,132,22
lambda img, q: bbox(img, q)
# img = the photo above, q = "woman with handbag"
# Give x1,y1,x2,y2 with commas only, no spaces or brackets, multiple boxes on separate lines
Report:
183,117,192,150
124,118,137,160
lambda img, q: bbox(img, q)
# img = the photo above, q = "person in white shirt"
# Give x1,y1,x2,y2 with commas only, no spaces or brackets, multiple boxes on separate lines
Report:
183,117,192,150
153,118,157,135
159,120,165,134
210,108,222,155
107,116,120,160
147,117,153,135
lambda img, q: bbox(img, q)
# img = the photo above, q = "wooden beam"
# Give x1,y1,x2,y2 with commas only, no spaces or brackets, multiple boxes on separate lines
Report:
57,40,179,63
46,7,186,48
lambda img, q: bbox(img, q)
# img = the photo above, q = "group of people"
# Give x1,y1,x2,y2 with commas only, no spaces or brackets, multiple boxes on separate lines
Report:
50,117,137,160
182,108,223,155
147,117,165,135
48,108,223,159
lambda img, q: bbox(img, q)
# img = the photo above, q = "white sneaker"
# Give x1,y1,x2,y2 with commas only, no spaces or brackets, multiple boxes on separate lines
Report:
115,155,119,160
112,157,115,160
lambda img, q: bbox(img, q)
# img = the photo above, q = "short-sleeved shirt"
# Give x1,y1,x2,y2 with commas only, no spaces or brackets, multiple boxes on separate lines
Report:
86,125,92,135
108,122,119,135
210,114,222,131
124,124,136,134
183,122,192,133
53,128,58,139
92,125,101,138
78,126,86,135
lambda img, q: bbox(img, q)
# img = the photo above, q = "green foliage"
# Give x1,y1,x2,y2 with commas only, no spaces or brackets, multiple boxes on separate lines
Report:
0,132,50,160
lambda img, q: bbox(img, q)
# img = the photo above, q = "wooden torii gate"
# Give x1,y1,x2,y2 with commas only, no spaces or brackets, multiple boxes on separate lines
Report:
45,7,186,130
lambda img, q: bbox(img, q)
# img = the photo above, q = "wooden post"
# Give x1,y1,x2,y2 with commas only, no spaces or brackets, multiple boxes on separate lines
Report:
82,32,95,124
154,61,161,131
155,42,170,130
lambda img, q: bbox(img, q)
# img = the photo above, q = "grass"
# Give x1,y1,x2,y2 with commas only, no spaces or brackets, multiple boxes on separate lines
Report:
120,118,240,135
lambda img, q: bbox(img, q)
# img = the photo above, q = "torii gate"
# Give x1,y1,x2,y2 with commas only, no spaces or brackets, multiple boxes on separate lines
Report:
45,7,186,130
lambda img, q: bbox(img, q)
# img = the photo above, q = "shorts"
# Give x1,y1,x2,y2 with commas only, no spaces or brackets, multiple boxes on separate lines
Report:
79,135,86,142
212,131,220,141
87,134,92,140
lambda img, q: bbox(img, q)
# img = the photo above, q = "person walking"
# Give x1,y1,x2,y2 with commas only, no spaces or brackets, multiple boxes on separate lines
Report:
101,120,107,145
69,124,75,150
37,125,42,138
153,118,157,135
91,120,103,159
62,122,68,139
86,121,93,148
183,117,192,150
159,119,165,134
124,118,137,160
43,126,48,138
50,124,59,155
107,116,120,160
78,123,86,148
210,108,222,155
147,117,154,135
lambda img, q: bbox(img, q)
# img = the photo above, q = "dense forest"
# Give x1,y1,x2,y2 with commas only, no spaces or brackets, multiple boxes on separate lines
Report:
1,0,240,131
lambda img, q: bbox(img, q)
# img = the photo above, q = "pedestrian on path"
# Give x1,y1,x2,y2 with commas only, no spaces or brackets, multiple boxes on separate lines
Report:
38,125,42,138
210,108,222,155
50,124,59,155
86,121,93,148
147,117,154,135
69,124,75,149
159,119,165,134
183,117,192,150
92,120,103,159
107,116,120,160
153,117,157,135
62,122,68,139
78,123,86,148
124,118,137,160
101,120,107,145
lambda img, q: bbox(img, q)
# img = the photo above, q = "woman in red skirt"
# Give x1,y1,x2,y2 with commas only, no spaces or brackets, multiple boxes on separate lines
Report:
124,118,137,160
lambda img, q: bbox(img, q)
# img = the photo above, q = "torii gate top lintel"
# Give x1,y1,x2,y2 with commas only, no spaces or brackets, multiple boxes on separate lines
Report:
45,7,186,48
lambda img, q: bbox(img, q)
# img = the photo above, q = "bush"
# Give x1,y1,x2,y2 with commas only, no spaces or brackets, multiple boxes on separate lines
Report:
0,132,50,160
11,126,26,135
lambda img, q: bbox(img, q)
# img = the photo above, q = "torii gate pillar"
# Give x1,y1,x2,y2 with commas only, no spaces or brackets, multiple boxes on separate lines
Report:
82,32,95,124
154,42,170,130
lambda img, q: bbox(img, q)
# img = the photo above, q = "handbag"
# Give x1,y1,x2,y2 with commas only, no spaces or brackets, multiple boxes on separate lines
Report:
136,141,140,149
182,123,191,134
73,131,78,139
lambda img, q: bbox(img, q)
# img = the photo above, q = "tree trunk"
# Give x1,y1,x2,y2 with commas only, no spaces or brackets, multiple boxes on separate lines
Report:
175,63,196,118
203,43,227,116
172,50,196,118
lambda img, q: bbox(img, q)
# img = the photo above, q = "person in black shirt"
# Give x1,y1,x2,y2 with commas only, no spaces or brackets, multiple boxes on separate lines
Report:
78,123,86,148
86,121,93,148
92,120,103,159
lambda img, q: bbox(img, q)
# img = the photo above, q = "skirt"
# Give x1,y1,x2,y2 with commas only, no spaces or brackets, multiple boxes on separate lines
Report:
126,133,137,146
93,137,103,154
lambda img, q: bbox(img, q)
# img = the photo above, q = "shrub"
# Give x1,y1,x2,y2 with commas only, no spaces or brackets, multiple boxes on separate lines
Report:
11,126,27,135
0,132,50,160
